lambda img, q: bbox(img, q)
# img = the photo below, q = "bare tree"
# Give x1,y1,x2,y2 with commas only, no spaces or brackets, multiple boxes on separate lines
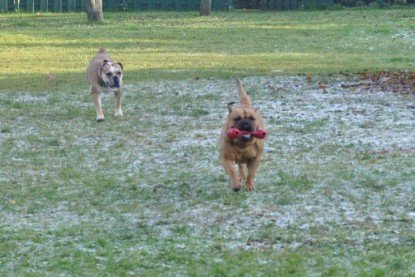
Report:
200,0,211,16
86,0,103,22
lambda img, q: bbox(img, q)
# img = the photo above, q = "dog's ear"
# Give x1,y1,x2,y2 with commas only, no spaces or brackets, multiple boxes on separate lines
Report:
116,62,123,70
100,60,109,69
227,101,235,113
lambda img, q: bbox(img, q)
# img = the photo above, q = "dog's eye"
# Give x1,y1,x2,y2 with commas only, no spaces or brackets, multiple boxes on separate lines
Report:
249,116,256,121
106,72,112,77
234,116,242,121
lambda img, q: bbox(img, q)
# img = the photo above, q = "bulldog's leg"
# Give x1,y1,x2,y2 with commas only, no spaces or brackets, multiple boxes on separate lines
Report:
245,156,261,191
114,89,123,117
238,163,247,183
91,85,105,122
223,159,241,192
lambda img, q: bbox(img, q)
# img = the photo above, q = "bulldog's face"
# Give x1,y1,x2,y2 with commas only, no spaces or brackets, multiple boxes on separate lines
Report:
100,60,123,89
227,104,259,142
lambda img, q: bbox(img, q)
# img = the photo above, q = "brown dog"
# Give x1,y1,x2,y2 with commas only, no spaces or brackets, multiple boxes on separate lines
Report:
86,48,123,121
220,77,265,192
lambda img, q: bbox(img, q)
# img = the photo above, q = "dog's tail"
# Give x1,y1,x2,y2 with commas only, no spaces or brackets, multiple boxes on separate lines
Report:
99,48,106,54
236,76,252,107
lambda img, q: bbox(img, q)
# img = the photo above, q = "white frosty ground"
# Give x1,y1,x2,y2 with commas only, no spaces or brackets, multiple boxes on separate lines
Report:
1,76,415,273
126,76,415,250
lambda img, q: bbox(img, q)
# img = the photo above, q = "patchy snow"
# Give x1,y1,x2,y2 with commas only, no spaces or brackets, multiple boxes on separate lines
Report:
1,76,415,274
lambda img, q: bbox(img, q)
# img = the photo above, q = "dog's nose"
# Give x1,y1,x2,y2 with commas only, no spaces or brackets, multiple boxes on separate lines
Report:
240,120,252,130
113,77,119,86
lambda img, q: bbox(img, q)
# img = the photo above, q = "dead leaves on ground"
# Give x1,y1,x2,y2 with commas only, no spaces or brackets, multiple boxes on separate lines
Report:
264,71,415,95
341,71,415,95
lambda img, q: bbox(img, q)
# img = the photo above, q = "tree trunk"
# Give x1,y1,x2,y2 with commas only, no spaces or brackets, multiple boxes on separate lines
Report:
86,0,103,22
200,0,211,16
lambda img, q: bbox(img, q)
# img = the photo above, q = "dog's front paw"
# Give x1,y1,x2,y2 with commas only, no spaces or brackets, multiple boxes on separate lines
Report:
245,181,255,191
96,115,105,122
232,182,241,192
114,109,123,117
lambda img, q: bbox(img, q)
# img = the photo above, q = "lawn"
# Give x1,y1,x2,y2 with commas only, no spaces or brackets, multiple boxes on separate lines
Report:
1,8,415,276
1,8,415,92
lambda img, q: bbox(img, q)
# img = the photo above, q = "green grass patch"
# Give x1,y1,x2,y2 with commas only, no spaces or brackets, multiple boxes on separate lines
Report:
1,8,415,92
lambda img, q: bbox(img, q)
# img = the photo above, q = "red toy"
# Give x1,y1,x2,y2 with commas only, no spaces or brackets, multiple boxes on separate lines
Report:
227,128,267,140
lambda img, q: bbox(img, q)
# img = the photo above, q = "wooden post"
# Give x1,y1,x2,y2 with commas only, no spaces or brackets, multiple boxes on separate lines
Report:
200,0,211,15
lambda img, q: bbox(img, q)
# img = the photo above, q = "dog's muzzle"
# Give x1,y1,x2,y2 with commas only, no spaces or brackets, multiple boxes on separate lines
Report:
112,77,120,88
101,76,122,89
236,119,255,132
235,120,255,142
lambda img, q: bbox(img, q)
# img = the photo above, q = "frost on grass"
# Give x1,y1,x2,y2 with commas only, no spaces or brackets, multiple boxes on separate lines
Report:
1,76,415,274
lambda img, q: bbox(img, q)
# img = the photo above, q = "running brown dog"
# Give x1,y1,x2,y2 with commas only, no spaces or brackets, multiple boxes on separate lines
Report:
220,77,266,191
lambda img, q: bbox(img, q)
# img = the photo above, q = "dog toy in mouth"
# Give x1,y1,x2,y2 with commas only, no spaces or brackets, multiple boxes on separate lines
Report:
227,128,267,140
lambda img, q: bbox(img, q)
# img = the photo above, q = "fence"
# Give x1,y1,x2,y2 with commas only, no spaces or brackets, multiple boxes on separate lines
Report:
260,0,333,10
0,0,232,12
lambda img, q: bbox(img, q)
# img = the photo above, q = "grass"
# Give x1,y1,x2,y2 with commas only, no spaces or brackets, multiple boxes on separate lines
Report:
1,8,415,276
1,8,415,92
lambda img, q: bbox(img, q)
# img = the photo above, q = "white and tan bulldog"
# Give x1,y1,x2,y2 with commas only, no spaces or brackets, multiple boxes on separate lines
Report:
86,48,123,121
